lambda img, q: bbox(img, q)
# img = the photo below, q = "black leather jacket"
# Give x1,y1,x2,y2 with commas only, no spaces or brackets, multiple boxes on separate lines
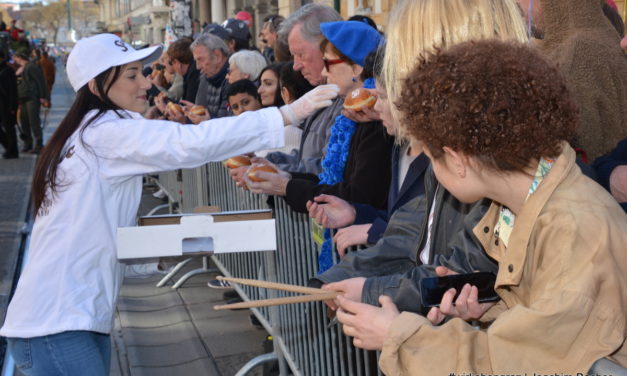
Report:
314,167,498,314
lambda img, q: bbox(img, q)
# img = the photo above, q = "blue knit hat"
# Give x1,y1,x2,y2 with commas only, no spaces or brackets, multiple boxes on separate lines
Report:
320,21,383,67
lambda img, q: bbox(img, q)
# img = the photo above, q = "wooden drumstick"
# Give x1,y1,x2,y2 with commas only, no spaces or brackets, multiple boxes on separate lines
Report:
216,276,330,295
214,291,339,310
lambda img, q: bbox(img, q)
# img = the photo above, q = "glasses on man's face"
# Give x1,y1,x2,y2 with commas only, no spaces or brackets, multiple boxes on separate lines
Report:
322,57,346,71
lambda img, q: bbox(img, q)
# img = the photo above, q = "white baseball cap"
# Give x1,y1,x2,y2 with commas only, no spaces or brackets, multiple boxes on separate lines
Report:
66,33,163,92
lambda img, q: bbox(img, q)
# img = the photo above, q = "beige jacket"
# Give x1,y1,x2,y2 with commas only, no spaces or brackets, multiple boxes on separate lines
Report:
380,144,627,375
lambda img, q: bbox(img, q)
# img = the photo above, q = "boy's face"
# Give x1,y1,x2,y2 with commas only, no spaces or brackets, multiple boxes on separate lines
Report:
229,92,262,116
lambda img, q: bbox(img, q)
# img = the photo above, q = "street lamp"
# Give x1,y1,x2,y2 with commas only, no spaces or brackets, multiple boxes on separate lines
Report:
66,0,75,42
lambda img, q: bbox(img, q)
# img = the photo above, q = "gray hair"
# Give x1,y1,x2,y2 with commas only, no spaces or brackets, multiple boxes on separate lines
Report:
228,50,268,81
278,4,341,44
190,33,230,57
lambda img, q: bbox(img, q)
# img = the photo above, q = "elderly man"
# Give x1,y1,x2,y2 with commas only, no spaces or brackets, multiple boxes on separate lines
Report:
191,33,230,119
261,4,342,174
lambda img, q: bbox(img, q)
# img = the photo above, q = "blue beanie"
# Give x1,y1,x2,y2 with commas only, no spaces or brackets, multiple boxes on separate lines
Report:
320,21,383,67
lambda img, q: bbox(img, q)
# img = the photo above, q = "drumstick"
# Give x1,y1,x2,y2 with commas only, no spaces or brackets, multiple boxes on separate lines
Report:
216,276,330,295
214,291,339,310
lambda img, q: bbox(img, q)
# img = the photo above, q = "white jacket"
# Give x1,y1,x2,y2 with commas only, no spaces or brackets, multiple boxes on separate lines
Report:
0,108,284,338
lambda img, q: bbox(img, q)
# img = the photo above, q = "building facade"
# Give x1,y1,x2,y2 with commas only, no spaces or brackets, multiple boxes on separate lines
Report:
99,0,626,45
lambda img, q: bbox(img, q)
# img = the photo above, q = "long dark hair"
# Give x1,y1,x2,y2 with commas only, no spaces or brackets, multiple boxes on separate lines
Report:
33,66,123,216
259,63,285,107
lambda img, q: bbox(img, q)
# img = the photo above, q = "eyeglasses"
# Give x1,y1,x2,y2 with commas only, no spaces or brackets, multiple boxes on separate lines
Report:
322,57,346,71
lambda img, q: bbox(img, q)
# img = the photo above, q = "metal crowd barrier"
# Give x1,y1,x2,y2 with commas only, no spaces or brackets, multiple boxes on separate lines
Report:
153,162,382,376
153,164,627,376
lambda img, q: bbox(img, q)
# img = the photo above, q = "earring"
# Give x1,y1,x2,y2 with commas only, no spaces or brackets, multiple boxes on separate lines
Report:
351,77,357,82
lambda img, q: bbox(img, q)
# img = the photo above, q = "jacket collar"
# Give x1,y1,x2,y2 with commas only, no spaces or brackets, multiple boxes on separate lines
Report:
474,142,576,286
184,60,198,81
397,152,429,200
207,61,228,87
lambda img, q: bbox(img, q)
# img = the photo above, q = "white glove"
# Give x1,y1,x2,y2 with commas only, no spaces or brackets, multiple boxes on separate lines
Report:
279,84,340,125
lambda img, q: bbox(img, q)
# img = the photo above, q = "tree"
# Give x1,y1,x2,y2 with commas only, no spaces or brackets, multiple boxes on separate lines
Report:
21,1,66,45
72,1,99,40
21,0,99,45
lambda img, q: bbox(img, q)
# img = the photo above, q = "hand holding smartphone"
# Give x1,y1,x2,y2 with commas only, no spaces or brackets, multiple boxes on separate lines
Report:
420,272,499,308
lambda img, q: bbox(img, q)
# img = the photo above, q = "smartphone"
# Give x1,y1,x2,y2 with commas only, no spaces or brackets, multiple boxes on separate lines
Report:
420,272,499,308
155,63,165,71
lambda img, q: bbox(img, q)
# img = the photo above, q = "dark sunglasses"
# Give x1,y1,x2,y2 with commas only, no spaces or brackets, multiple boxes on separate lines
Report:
322,57,346,71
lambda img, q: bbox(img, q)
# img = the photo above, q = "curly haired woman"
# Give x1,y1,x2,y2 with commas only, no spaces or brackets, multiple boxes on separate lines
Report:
335,40,627,374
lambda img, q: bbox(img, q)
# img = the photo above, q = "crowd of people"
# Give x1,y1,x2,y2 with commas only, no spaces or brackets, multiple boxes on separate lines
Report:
0,42,55,158
0,0,626,374
0,19,59,158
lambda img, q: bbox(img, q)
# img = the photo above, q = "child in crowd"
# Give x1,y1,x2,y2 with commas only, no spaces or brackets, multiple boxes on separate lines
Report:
225,79,262,116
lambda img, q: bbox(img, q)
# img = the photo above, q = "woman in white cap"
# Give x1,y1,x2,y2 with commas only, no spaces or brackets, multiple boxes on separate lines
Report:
0,33,338,376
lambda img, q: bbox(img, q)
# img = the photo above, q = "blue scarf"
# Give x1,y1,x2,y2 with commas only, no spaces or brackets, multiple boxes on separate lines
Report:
318,78,375,273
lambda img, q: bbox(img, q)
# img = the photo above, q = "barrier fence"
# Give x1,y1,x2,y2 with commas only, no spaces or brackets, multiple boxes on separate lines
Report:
154,164,381,376
151,165,627,376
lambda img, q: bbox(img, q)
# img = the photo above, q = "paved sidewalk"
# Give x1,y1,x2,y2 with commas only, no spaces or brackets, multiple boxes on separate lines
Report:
110,189,268,376
111,259,268,376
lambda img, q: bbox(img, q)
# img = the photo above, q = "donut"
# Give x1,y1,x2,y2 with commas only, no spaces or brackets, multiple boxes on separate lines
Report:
187,105,207,117
247,164,278,182
343,88,376,111
223,155,252,169
166,102,184,117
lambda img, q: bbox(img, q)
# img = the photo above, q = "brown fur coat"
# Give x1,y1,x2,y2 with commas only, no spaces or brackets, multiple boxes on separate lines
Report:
539,0,627,160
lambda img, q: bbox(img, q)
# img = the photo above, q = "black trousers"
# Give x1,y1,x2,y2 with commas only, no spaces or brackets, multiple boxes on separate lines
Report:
0,112,18,156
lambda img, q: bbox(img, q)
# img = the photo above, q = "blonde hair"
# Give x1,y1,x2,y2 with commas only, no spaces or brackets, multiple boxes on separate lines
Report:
383,0,528,138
